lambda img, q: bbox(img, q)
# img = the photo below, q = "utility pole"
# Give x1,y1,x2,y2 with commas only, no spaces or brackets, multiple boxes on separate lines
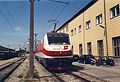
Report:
29,0,34,78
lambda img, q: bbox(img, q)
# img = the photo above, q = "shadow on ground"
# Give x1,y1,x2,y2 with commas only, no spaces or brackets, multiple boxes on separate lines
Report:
48,65,85,74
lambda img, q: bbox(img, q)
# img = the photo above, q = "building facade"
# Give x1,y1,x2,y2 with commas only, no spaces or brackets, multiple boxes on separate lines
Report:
57,0,120,57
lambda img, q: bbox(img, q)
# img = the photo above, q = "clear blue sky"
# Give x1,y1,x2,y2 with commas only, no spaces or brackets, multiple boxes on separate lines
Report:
0,0,91,50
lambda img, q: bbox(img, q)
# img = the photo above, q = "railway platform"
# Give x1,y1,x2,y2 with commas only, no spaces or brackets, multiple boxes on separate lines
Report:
73,62,120,82
0,57,19,66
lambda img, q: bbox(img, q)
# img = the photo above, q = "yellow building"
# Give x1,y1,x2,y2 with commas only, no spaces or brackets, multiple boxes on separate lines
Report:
57,0,120,57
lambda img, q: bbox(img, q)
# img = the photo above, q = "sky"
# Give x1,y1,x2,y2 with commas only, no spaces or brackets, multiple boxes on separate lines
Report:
0,0,91,50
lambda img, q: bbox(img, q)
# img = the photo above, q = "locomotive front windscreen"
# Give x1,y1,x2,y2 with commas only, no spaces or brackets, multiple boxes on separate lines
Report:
47,33,70,45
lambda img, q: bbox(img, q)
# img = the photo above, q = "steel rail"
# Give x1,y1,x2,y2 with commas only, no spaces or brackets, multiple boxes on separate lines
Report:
0,57,26,82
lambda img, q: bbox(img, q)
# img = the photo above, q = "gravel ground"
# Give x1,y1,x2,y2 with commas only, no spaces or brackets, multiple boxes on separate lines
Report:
4,58,29,82
4,58,56,82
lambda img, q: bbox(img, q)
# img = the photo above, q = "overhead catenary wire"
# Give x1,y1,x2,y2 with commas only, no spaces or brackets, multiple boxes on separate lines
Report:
45,3,59,31
0,8,16,32
37,0,70,39
0,1,28,49
46,0,70,32
55,3,68,19
48,0,69,5
38,0,60,39
3,1,17,29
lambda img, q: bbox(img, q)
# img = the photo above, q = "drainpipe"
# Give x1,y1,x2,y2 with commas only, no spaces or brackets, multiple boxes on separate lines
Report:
103,0,109,57
83,12,85,55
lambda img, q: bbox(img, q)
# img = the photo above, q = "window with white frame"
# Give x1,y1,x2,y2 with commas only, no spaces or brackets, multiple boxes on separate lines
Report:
96,14,102,25
74,28,76,35
78,25,82,32
86,20,91,29
71,29,73,36
110,4,119,18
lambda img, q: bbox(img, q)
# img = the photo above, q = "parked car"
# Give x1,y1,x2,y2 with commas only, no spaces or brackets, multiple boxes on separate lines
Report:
95,56,115,66
72,55,79,62
79,54,95,64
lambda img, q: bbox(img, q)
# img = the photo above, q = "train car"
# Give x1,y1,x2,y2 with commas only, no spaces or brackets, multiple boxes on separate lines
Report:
0,46,17,60
35,32,73,70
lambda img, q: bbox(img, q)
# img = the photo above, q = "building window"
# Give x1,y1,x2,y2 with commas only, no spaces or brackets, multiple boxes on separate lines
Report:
71,29,74,36
63,28,65,33
72,45,73,54
96,14,102,25
79,44,83,55
87,42,92,54
86,20,91,29
112,36,120,57
66,26,68,33
78,25,82,33
110,4,120,18
97,40,104,56
74,28,76,35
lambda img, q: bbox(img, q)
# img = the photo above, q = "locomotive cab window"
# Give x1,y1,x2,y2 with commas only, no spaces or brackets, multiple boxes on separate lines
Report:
47,33,70,45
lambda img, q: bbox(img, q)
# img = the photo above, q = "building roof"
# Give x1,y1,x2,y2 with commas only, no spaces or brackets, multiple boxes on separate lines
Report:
56,0,98,31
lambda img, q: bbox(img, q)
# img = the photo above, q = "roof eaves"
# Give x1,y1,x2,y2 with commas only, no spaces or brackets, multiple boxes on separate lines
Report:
56,0,98,31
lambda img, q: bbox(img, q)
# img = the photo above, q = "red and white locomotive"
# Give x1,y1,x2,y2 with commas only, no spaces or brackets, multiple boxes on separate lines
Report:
35,32,73,70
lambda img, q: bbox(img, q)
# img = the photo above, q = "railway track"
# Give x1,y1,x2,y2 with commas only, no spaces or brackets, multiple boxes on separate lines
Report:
0,57,26,82
36,59,90,82
49,71,90,82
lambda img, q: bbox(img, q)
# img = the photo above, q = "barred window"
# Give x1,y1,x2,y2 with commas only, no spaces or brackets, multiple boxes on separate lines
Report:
97,40,104,56
79,44,83,55
87,42,92,54
112,37,120,57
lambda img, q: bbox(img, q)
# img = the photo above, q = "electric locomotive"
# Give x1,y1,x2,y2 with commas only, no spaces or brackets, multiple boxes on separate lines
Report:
35,32,73,70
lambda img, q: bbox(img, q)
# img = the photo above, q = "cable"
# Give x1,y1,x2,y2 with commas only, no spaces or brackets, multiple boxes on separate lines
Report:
0,8,16,32
48,0,69,4
48,1,69,31
45,4,59,32
38,0,59,39
38,0,70,39
3,1,16,29
55,3,68,19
